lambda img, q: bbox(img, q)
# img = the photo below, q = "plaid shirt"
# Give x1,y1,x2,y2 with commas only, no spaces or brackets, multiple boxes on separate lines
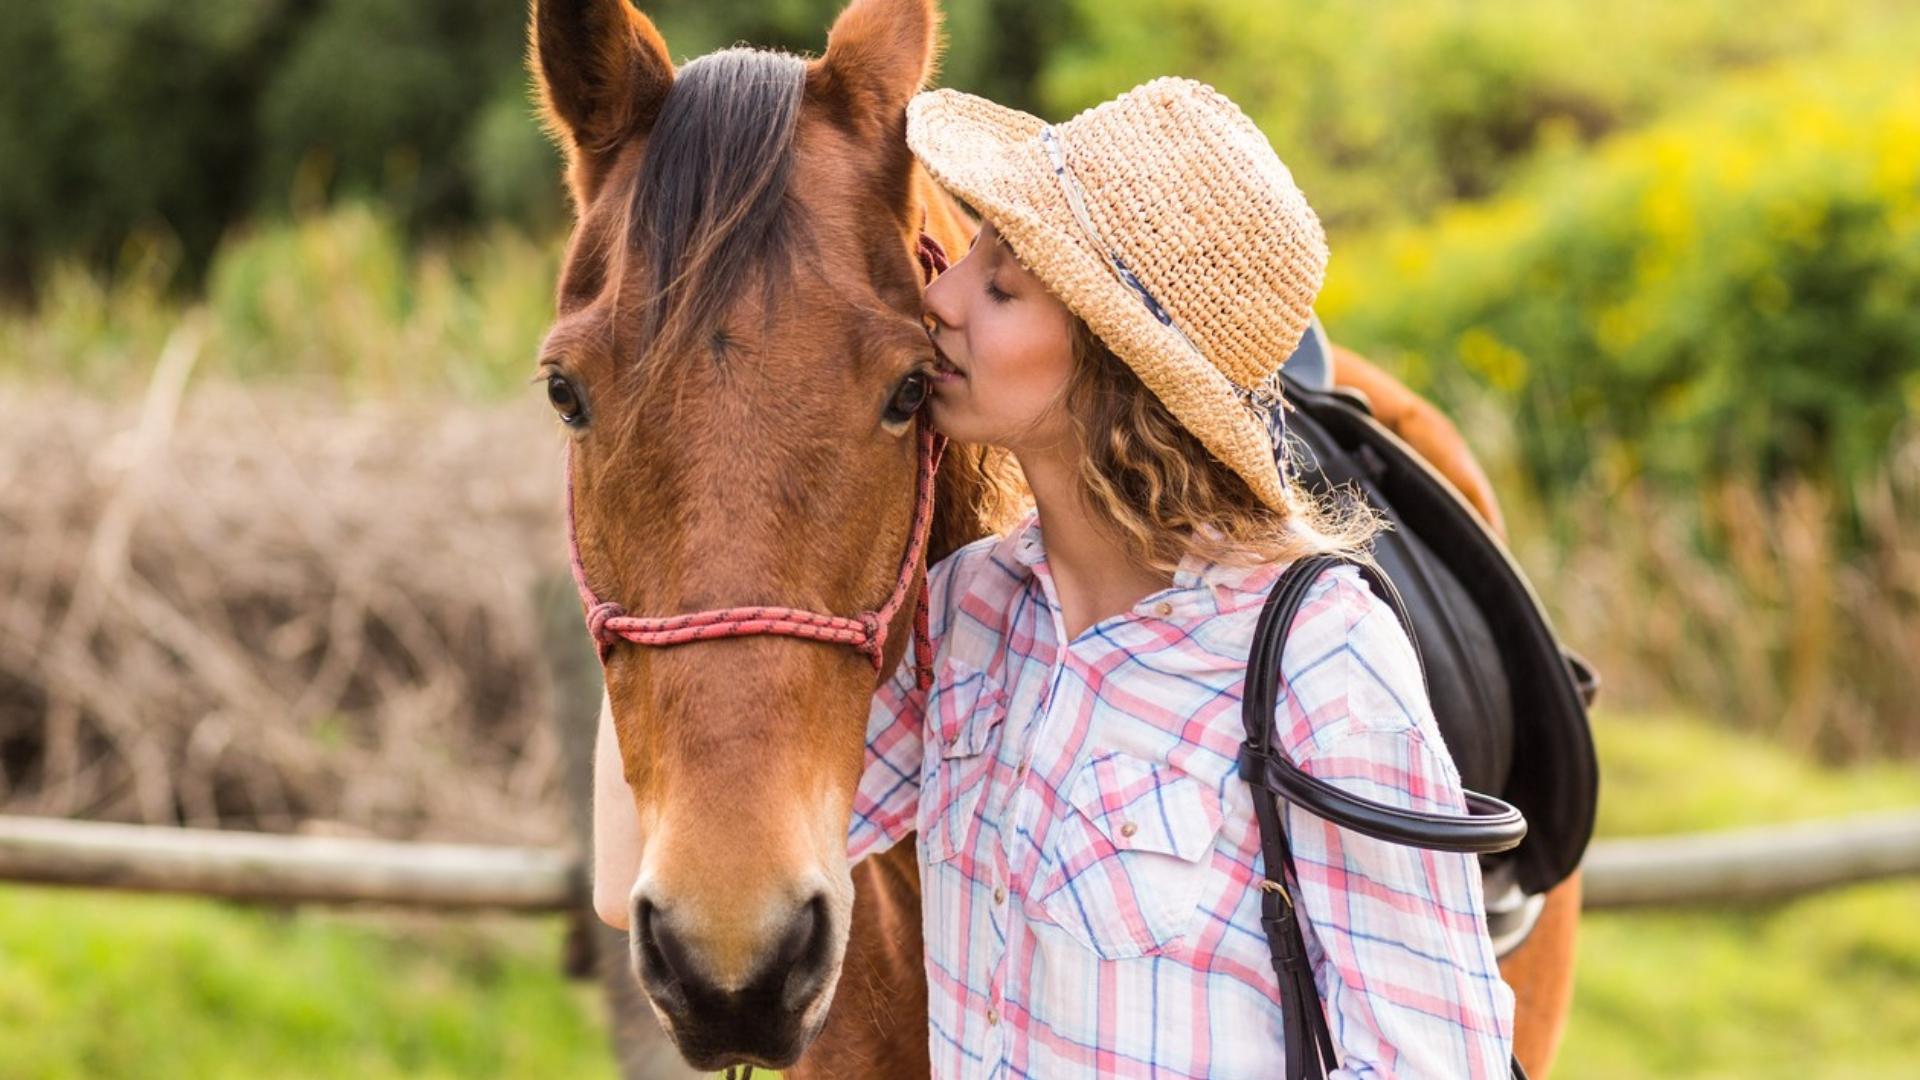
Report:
849,509,1516,1078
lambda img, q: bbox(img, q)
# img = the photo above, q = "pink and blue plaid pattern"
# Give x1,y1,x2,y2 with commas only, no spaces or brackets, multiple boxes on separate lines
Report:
849,510,1516,1078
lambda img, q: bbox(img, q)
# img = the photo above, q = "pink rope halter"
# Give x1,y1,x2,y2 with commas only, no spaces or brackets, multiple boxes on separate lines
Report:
564,231,953,690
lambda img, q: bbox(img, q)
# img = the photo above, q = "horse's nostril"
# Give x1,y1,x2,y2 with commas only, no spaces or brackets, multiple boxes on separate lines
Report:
770,892,825,972
638,898,699,991
774,893,833,1008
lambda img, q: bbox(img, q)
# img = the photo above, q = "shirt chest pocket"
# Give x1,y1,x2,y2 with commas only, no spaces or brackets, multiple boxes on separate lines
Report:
918,658,1009,865
1031,750,1224,960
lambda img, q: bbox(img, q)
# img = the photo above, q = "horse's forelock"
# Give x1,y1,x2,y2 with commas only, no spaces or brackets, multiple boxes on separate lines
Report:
622,48,809,387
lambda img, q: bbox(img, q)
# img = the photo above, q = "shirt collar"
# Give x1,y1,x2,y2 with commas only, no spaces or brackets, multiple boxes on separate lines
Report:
1002,509,1046,569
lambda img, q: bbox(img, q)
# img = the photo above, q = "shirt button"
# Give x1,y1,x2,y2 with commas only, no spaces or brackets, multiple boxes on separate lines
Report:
993,884,1006,905
1153,600,1173,617
1119,821,1139,840
987,1008,1000,1026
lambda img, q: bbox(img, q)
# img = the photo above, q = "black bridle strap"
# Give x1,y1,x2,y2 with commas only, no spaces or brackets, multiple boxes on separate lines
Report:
1240,553,1530,1080
1240,554,1527,855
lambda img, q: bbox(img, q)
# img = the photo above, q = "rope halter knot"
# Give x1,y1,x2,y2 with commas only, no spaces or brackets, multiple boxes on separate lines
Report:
585,601,626,647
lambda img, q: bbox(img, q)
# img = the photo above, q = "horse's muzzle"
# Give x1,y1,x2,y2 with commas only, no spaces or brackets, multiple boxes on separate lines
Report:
632,891,841,1069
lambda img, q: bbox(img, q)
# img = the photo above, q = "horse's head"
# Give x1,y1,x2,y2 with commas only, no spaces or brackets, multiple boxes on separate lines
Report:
530,0,994,1067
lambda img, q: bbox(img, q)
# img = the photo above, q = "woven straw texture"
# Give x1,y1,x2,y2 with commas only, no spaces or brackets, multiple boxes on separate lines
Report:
905,77,1328,511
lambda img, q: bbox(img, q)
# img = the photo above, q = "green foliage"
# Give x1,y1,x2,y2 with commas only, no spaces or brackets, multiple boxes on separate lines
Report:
11,0,1913,294
201,204,561,398
639,0,1072,114
1320,53,1920,519
1041,0,1915,231
465,89,571,236
0,0,540,292
252,0,530,230
0,0,297,291
0,0,1077,294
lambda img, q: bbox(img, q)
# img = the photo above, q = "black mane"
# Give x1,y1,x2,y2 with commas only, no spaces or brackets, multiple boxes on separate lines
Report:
627,47,807,370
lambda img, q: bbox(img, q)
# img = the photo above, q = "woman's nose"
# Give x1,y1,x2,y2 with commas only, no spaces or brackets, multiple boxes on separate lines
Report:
922,269,961,334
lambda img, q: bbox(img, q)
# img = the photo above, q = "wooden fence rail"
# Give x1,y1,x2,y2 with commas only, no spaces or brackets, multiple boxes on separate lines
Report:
0,815,578,912
4,810,1919,912
1577,809,1920,909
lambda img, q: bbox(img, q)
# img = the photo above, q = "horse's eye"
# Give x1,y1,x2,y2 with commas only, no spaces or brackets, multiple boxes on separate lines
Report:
547,373,585,425
884,371,930,425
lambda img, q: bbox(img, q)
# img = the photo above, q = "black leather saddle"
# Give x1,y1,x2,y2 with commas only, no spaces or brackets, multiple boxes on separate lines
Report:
1277,320,1600,944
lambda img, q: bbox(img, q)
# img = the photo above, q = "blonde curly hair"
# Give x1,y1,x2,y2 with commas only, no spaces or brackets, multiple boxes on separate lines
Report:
1055,317,1384,578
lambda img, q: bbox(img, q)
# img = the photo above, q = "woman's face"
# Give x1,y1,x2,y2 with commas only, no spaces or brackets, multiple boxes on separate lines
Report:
922,220,1078,453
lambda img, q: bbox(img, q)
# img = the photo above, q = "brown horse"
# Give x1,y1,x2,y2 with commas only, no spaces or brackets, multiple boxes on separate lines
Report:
529,0,1578,1074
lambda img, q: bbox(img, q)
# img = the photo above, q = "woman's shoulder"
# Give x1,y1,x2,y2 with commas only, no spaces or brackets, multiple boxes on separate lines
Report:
1254,558,1445,765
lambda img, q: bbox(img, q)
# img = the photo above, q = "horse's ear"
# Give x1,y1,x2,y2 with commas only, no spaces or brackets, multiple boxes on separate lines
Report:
808,0,942,134
530,0,675,201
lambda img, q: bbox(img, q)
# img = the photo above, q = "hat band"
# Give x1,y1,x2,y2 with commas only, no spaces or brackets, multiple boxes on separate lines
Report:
1037,124,1294,478
1038,126,1204,355
1239,367,1293,482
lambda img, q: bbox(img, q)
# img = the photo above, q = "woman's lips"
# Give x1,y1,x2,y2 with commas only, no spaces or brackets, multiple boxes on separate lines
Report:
930,342,966,383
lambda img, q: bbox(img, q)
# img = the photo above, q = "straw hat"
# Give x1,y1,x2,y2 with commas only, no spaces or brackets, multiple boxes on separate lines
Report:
905,77,1327,512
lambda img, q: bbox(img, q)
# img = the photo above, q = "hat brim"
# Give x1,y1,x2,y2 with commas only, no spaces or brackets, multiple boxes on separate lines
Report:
905,89,1288,513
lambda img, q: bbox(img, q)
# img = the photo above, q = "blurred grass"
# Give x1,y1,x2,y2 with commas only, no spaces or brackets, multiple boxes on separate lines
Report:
1,712,1915,1077
0,898,615,1080
1591,712,1920,836
1562,881,1920,1079
1557,713,1920,1079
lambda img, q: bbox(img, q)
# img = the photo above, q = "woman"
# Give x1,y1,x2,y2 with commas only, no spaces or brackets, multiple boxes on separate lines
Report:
604,77,1517,1077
